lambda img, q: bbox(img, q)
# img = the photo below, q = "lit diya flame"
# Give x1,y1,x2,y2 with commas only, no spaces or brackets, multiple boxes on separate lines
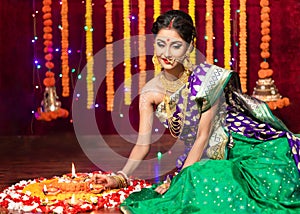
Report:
43,184,61,196
69,193,82,206
71,162,76,178
70,193,76,205
43,185,48,194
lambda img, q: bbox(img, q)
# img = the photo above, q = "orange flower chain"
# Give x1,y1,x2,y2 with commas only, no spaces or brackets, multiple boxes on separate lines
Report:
61,0,70,97
105,0,114,111
138,0,147,94
259,0,290,110
42,0,54,74
239,0,247,93
172,0,180,10
205,0,214,64
258,0,273,78
259,0,271,79
36,0,69,121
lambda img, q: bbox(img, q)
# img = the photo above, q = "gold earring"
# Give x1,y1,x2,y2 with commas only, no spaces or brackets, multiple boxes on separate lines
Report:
183,54,193,72
152,55,162,73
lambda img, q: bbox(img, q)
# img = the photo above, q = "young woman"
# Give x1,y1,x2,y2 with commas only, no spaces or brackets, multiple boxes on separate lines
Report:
97,10,300,213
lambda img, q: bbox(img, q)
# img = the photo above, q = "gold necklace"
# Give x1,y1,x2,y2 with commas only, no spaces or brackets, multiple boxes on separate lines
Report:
160,70,190,94
160,70,190,138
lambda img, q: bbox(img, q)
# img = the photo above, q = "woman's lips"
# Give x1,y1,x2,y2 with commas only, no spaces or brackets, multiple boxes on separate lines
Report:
161,58,173,65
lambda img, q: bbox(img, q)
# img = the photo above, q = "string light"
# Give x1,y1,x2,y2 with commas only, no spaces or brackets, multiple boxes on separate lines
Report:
157,152,162,160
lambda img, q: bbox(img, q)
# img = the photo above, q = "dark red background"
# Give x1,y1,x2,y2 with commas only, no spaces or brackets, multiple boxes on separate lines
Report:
1,0,300,136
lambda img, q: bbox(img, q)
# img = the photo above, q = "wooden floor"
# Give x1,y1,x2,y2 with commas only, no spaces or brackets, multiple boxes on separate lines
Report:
0,132,176,213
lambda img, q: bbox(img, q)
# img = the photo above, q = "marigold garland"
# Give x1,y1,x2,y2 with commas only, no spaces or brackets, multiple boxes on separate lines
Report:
153,0,160,22
61,0,69,97
205,0,214,64
138,0,147,94
253,0,290,110
105,0,114,111
42,0,54,71
223,0,231,69
188,0,196,64
123,0,131,105
239,0,248,93
259,0,271,75
172,0,180,10
36,0,69,121
153,0,161,75
85,0,94,109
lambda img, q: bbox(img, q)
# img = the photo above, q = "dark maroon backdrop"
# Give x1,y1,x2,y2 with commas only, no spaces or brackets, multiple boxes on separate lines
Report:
1,0,300,136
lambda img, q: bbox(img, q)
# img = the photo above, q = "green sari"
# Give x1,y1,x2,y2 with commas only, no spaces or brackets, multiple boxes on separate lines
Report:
120,64,300,213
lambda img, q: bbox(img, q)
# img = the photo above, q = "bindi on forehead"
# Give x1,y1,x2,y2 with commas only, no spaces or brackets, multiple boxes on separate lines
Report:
156,28,183,42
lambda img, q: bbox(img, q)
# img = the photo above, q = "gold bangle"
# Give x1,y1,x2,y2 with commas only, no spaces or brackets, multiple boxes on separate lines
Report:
116,175,128,188
117,171,129,184
110,175,128,189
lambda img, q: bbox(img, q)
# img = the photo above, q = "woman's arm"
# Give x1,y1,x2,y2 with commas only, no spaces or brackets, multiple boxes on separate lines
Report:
181,101,219,169
155,100,219,194
94,92,158,187
121,91,163,176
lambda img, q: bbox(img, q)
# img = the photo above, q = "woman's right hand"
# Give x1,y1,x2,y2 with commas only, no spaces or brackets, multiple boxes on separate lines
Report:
93,174,118,189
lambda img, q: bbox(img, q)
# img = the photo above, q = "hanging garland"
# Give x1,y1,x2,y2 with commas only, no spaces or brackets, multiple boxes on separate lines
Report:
153,0,161,75
42,0,54,73
153,0,160,22
188,0,196,64
205,0,214,64
254,0,290,110
105,0,114,111
123,0,131,105
61,0,69,97
35,0,68,121
239,0,247,93
138,0,147,93
85,0,94,109
173,0,180,10
223,0,231,69
259,0,271,79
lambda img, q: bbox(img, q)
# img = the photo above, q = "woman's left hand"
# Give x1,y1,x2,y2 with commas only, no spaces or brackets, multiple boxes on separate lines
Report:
155,182,170,194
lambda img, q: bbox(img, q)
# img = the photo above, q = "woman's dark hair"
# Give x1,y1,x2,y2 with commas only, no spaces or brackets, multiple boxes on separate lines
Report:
152,10,197,43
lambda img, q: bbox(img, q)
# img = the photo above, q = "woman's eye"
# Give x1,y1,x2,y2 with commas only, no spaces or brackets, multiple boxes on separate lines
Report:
157,43,165,48
172,45,182,49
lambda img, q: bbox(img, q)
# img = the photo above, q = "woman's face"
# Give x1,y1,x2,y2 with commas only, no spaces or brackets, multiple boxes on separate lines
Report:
154,28,188,70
